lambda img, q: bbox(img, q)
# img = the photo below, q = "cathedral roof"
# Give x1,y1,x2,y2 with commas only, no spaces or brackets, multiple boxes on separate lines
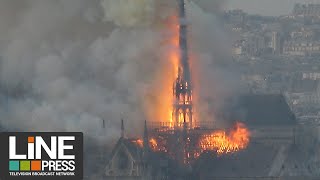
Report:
225,94,296,126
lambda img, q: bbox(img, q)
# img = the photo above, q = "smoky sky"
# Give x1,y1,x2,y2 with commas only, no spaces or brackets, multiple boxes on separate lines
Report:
0,0,238,144
226,0,320,16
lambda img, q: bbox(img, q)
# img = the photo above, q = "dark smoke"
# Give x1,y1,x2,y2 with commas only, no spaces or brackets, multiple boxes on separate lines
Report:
0,0,233,141
0,0,234,178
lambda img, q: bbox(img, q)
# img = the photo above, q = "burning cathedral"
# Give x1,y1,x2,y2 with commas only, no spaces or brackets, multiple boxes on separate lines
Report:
103,0,298,179
104,1,250,179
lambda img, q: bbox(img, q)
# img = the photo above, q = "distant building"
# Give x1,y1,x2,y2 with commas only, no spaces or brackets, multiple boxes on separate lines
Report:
287,80,320,108
224,9,246,24
293,3,320,17
283,41,320,56
271,31,281,54
241,74,267,91
241,32,266,56
290,27,316,40
232,40,245,56
303,72,320,80
290,79,319,93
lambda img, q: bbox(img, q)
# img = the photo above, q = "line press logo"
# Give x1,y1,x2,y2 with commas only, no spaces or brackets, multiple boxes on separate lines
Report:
0,132,83,180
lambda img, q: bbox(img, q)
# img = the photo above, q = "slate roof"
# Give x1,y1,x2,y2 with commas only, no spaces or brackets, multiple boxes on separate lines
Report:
281,145,320,176
193,142,278,178
225,94,296,126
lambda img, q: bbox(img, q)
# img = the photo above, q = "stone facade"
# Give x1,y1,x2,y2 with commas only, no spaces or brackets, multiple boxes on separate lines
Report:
105,137,170,180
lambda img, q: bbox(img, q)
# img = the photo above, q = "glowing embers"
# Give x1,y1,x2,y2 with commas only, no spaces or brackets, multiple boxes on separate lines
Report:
132,121,250,163
175,82,192,105
150,137,168,152
199,122,250,155
132,137,168,153
132,139,143,147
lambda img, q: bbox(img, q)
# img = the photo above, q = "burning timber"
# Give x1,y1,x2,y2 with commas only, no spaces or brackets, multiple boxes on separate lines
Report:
173,0,193,129
104,97,304,180
140,0,250,165
99,0,311,176
105,0,249,179
106,0,250,171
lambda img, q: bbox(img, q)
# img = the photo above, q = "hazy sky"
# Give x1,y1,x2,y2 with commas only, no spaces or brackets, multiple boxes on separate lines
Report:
226,0,320,16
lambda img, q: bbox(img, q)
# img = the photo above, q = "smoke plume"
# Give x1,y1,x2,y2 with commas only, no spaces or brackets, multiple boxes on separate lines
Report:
101,0,155,27
186,0,244,125
0,0,234,143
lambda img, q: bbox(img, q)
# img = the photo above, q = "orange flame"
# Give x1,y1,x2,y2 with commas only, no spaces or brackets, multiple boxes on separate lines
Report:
149,138,158,150
132,138,163,152
148,15,179,126
199,122,250,155
132,139,143,147
167,16,180,126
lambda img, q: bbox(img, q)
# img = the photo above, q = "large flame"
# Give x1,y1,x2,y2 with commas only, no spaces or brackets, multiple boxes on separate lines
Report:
166,15,180,126
133,122,250,159
138,3,250,163
199,122,250,155
147,15,179,126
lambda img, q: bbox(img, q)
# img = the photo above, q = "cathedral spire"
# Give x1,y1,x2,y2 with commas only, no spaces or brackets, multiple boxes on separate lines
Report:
173,0,193,129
